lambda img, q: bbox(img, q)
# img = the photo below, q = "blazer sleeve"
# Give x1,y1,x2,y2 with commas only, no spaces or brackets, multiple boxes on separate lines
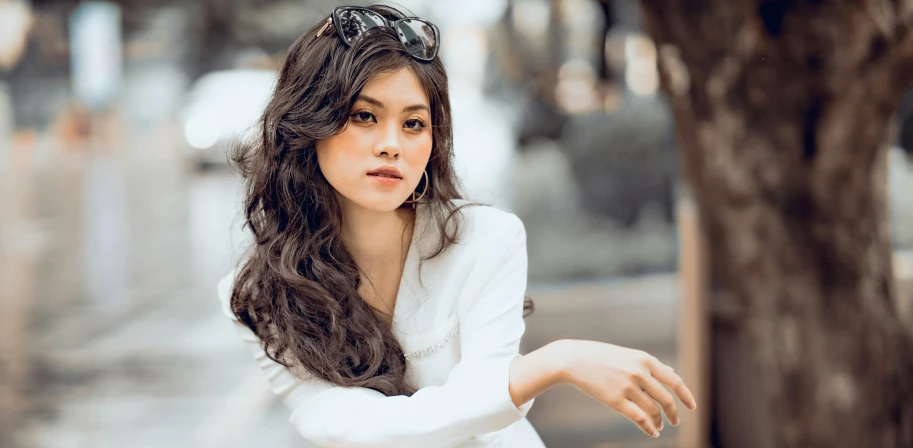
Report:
216,214,533,448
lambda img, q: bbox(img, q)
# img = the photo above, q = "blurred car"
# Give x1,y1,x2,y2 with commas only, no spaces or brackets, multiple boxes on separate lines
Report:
179,68,277,168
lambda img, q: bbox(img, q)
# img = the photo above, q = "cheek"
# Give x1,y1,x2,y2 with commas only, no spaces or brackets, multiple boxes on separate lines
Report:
317,131,360,179
408,134,434,164
316,138,352,189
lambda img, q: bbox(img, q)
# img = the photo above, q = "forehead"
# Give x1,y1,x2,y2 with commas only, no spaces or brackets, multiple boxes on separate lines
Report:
359,67,429,106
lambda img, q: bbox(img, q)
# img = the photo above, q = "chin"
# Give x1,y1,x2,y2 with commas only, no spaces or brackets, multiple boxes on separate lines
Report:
349,194,410,213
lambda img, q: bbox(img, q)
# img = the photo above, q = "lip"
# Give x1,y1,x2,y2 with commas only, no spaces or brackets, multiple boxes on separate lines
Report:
367,165,403,179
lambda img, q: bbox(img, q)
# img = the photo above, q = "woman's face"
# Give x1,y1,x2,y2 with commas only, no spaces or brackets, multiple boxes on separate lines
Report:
317,67,433,213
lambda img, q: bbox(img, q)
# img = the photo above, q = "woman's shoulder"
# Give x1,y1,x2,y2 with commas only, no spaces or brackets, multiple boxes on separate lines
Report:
216,268,240,320
447,199,525,244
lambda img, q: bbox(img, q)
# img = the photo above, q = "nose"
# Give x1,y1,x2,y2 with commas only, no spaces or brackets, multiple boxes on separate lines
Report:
372,122,402,159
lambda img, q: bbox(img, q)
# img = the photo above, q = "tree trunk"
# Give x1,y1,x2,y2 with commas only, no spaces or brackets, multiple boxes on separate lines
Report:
638,2,913,447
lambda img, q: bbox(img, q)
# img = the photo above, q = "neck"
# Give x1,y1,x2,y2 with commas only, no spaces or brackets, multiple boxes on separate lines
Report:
339,201,415,271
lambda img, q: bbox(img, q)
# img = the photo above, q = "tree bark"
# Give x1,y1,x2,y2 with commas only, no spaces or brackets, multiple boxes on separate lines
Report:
638,2,913,447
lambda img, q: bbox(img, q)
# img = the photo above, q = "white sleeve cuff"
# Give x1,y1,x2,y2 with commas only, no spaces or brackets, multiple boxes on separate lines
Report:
471,353,534,427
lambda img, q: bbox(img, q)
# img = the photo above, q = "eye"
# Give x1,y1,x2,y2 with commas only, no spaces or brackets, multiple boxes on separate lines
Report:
351,111,376,123
404,118,427,131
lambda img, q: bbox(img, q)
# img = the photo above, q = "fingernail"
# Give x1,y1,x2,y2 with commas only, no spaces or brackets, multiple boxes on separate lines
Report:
688,399,697,410
672,417,680,426
658,422,664,431
652,430,660,438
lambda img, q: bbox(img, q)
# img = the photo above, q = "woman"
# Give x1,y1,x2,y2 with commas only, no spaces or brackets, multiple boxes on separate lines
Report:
217,5,696,447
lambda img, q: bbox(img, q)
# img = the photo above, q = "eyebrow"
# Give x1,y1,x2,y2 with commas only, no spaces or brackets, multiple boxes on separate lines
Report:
357,94,430,114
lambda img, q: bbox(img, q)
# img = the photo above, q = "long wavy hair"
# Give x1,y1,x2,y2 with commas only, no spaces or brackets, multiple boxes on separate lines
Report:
229,5,531,398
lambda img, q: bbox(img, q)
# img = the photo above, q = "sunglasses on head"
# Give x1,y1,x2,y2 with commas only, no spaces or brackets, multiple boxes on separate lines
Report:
316,6,440,62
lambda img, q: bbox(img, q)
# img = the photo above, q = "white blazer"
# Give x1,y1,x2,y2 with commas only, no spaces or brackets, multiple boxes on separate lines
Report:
216,200,545,447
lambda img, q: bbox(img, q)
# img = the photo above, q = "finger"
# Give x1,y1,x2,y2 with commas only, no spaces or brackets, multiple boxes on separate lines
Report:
626,387,663,431
638,374,680,426
650,363,697,410
615,399,660,438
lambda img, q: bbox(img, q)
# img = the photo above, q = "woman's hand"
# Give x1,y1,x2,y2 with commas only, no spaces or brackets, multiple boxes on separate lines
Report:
552,339,697,438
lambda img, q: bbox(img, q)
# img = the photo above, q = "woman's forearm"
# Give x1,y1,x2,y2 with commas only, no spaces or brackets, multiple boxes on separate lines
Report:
508,340,571,408
510,339,698,439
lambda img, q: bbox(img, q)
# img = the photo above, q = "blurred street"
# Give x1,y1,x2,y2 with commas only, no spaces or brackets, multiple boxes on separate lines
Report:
0,121,250,446
0,2,690,441
3,1,913,447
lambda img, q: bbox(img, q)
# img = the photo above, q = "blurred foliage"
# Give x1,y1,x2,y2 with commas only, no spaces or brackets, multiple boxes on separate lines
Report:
17,0,347,78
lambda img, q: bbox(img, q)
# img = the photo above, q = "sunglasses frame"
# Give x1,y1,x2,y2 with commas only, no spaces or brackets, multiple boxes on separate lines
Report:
316,6,440,62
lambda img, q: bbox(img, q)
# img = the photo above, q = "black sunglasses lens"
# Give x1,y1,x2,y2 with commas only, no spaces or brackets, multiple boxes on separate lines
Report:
396,19,438,60
336,8,386,45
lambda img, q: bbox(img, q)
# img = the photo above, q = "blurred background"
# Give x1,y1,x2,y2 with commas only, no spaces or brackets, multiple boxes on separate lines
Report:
0,0,911,447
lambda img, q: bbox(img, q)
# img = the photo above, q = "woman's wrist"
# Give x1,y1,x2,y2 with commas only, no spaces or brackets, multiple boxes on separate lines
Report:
542,339,577,385
508,340,578,407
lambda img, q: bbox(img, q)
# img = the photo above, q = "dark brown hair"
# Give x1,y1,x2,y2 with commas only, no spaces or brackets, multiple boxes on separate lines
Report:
229,4,531,397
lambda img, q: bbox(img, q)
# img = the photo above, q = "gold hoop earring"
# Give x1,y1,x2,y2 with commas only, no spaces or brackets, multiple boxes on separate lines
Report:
403,171,429,209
